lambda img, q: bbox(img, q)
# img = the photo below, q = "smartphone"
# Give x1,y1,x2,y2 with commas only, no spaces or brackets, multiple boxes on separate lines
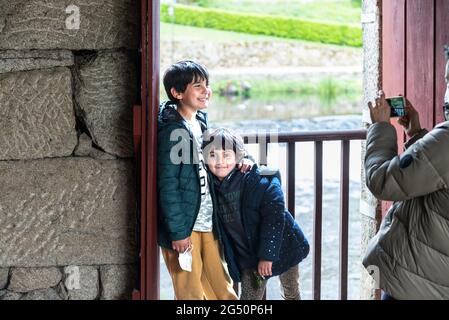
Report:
386,96,407,117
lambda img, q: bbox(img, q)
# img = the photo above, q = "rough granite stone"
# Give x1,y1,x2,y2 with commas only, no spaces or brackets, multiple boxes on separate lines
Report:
360,0,382,300
74,133,93,157
20,288,62,300
100,265,136,300
0,67,77,160
9,267,62,293
74,51,136,157
0,50,74,73
0,158,136,267
0,268,8,289
0,291,23,300
0,0,138,50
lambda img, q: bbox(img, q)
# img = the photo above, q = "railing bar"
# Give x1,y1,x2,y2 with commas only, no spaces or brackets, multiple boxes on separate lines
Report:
259,141,268,166
313,141,323,300
287,142,296,216
339,140,350,300
242,129,367,144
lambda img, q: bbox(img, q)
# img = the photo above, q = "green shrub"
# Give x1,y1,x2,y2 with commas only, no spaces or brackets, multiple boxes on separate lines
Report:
196,0,211,7
161,4,362,47
351,0,362,8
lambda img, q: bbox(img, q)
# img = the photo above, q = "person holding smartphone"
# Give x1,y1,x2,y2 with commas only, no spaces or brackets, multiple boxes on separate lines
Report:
363,90,449,299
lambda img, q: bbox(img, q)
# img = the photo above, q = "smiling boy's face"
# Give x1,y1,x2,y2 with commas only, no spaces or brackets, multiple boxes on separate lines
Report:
205,148,237,180
171,78,212,111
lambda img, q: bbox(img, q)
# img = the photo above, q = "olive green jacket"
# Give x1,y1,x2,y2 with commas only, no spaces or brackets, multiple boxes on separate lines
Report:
363,121,449,299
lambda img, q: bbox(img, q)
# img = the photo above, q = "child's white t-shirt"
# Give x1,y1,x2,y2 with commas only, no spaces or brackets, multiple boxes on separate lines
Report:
187,118,213,232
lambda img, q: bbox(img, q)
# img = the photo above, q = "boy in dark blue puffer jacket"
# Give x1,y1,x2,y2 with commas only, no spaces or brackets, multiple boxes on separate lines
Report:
203,128,310,300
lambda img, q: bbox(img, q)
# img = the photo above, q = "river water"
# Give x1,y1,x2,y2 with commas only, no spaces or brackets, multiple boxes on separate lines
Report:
159,114,364,300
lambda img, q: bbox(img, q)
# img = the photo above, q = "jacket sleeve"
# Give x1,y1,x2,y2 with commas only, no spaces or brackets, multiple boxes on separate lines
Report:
404,128,428,150
257,176,286,262
365,121,449,201
157,125,190,241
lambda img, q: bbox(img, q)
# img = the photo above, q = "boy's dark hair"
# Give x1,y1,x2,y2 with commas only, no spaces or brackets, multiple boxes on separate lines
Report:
202,128,246,162
163,60,209,103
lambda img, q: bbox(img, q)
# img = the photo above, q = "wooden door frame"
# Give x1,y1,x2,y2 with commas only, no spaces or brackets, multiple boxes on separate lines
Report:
133,0,160,300
380,0,449,217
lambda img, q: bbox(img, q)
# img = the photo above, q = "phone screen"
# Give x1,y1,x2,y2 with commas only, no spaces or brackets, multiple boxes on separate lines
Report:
386,96,406,117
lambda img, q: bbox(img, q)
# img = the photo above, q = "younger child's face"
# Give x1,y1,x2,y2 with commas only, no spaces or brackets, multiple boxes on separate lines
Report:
174,78,212,111
206,148,237,180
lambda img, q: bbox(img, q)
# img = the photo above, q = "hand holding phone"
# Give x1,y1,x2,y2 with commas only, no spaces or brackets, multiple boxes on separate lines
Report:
386,96,407,117
368,90,391,123
396,99,422,137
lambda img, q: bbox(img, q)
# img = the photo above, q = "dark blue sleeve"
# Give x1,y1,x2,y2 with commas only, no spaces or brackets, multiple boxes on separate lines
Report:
257,177,286,262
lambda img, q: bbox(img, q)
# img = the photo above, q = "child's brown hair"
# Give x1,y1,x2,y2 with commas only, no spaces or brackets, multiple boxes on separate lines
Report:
202,128,246,162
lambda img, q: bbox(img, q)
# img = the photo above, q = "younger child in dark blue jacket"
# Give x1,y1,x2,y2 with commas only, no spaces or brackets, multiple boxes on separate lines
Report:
202,128,310,300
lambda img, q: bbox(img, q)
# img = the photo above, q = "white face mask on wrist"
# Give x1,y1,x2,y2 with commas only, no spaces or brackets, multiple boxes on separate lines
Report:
178,245,193,272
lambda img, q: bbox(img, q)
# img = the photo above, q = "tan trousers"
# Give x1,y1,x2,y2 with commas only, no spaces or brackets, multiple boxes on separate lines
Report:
161,231,238,300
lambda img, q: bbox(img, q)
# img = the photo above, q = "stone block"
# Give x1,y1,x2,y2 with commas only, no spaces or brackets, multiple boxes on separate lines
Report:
9,267,62,292
65,266,99,300
89,148,118,160
21,288,62,300
0,291,22,300
0,50,74,73
74,133,93,157
360,213,381,300
0,0,138,50
75,51,136,157
100,265,135,300
0,158,136,267
0,67,77,160
0,268,8,289
56,282,69,300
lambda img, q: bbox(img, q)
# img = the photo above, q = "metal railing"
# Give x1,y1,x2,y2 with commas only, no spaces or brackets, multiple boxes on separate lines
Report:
242,129,367,300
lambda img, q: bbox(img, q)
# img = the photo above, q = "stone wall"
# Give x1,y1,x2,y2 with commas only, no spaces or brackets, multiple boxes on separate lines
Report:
359,0,382,300
0,0,138,300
